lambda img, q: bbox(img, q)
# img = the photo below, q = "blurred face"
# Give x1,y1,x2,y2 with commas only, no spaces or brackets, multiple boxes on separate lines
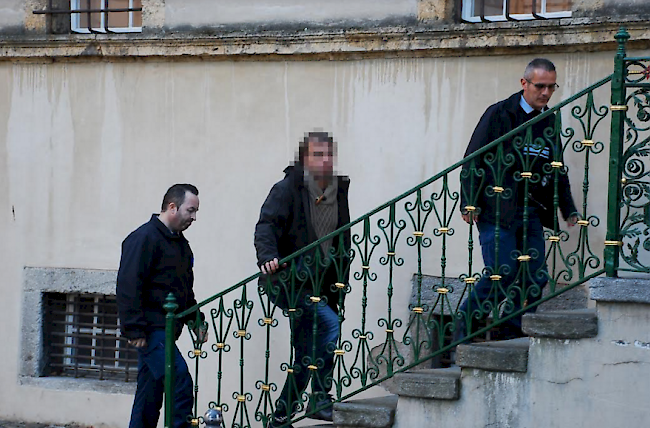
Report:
521,69,557,111
304,140,335,178
169,191,199,232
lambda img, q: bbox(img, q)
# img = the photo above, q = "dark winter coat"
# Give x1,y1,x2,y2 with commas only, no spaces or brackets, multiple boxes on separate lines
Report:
116,215,202,340
460,91,577,229
254,165,351,306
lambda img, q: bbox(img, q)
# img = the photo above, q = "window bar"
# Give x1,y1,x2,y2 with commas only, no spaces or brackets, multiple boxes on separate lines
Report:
479,0,490,22
73,294,81,378
505,0,514,21
85,0,92,33
129,0,134,28
532,0,546,19
103,0,114,34
46,0,53,34
98,296,105,381
33,4,142,15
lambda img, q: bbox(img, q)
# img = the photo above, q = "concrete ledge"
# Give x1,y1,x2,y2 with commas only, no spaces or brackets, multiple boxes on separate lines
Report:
456,338,529,373
333,395,398,428
522,309,598,339
589,277,650,304
1,18,650,61
389,368,460,400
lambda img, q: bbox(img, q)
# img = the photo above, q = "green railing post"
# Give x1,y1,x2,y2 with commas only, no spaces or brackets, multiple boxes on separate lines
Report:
604,27,630,277
164,293,179,428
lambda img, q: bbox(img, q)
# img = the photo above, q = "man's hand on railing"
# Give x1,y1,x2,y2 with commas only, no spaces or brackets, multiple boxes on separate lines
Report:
260,257,287,275
194,325,209,344
461,213,479,225
566,214,579,228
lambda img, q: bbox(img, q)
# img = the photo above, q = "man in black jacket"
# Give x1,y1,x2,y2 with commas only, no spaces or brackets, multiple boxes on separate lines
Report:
255,132,351,428
457,59,578,342
117,183,206,428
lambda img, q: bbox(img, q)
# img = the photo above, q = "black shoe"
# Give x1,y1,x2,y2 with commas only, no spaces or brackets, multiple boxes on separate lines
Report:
490,325,525,341
308,395,334,422
267,415,294,428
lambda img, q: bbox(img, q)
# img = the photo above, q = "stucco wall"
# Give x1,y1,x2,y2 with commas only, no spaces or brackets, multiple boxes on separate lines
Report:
0,50,647,426
164,0,418,29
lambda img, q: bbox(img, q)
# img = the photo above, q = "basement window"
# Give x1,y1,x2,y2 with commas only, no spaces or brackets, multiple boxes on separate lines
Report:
42,292,138,382
460,0,572,22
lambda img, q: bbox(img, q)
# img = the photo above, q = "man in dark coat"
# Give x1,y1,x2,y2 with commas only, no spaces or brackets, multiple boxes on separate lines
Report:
457,59,578,342
117,183,206,428
255,132,351,428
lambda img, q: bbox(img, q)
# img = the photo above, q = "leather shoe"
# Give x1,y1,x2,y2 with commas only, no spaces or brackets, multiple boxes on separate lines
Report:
308,400,333,421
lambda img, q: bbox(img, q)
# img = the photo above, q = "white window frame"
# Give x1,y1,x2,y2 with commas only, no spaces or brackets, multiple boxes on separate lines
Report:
71,0,142,34
461,0,572,23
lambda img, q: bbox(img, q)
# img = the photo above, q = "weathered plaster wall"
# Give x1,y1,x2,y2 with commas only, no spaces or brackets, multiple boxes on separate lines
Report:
0,50,644,426
164,0,418,30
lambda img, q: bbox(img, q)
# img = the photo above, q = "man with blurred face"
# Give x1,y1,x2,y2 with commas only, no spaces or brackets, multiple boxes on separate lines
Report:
117,183,206,428
457,59,578,344
255,132,351,428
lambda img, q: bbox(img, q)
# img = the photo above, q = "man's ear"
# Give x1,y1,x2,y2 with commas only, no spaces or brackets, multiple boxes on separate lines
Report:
167,202,177,213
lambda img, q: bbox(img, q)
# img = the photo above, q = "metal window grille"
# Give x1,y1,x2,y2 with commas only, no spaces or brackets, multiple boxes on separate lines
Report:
457,0,572,22
33,0,142,34
43,292,138,382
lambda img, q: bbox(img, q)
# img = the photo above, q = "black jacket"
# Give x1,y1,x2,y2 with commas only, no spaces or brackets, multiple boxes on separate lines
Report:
460,91,577,229
116,215,201,340
254,165,351,303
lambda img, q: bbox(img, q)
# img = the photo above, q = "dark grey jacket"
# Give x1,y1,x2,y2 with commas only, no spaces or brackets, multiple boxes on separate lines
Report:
254,165,351,305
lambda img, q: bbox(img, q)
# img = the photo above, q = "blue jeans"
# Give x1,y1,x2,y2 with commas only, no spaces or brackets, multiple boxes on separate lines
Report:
129,330,193,428
457,210,547,338
270,287,340,419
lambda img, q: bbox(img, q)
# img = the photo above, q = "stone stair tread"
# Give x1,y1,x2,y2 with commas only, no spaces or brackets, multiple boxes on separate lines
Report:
456,337,529,373
522,308,598,339
333,395,398,428
389,368,461,400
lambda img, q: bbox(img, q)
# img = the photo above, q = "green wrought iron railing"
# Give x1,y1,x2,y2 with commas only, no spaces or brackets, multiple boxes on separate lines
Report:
163,28,650,428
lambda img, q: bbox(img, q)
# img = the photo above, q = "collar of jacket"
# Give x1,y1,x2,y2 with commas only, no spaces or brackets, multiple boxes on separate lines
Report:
149,214,186,241
283,164,350,192
503,90,526,115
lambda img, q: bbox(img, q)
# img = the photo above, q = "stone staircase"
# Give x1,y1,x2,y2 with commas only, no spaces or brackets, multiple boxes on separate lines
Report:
326,277,650,428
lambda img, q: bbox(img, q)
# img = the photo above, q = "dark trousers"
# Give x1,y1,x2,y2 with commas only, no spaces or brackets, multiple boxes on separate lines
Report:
129,330,194,428
270,283,340,419
457,210,547,340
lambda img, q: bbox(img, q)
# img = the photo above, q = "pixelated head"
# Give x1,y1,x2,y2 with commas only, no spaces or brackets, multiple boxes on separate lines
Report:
521,58,558,111
297,131,336,178
161,183,199,232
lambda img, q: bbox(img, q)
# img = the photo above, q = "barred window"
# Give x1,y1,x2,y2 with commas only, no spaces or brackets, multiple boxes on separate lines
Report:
34,1,142,34
460,0,572,22
71,0,142,33
43,292,138,382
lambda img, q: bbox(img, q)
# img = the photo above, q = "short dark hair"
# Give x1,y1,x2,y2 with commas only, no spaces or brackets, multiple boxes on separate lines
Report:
524,58,556,80
161,184,199,212
297,131,334,165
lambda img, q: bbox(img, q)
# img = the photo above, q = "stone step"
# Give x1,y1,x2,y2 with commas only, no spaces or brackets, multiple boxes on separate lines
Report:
332,395,398,428
388,368,460,400
456,337,529,372
522,308,598,339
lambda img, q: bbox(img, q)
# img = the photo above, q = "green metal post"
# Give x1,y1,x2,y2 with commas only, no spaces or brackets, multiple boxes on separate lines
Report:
164,293,179,428
604,27,630,277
